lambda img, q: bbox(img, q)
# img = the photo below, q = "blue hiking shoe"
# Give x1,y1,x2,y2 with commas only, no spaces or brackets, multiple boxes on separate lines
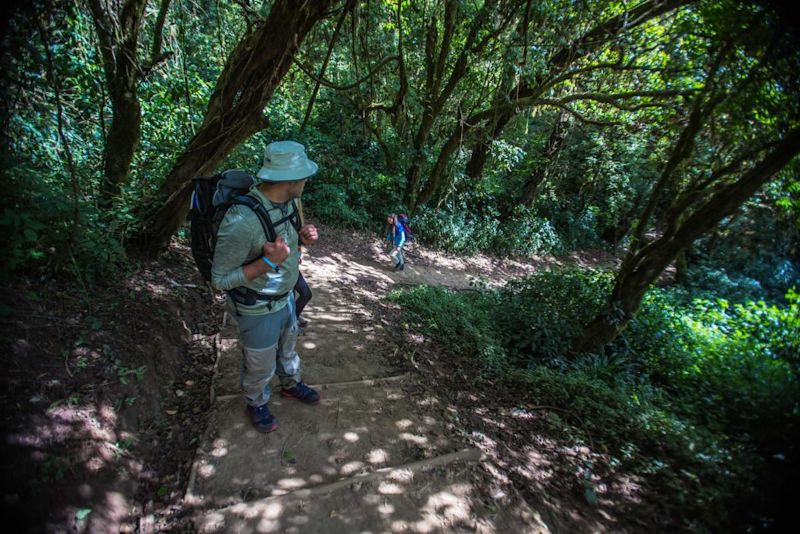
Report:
280,381,320,405
246,403,279,433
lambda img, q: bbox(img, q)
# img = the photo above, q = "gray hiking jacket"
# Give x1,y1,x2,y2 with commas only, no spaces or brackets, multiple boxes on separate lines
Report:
211,186,300,316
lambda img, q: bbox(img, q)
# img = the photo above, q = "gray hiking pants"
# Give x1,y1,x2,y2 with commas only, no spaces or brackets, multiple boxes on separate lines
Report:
391,246,405,268
228,296,301,407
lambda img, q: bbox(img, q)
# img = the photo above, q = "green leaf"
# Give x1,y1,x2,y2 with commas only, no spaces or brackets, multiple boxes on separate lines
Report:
75,508,92,520
584,487,598,506
86,315,102,330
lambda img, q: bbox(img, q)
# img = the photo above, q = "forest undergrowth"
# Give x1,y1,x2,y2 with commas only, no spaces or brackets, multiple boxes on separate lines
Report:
389,270,799,531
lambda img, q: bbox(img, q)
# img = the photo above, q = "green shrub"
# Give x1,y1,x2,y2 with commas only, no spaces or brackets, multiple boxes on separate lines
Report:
302,182,369,228
492,206,563,256
0,154,126,282
497,269,614,361
630,289,800,442
389,268,800,530
387,285,508,372
412,206,497,254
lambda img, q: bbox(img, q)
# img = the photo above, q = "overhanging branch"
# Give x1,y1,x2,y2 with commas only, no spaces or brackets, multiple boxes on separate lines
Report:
293,55,399,91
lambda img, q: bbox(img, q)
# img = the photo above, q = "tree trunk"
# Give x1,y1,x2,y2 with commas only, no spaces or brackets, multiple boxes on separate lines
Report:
402,0,459,209
674,247,688,282
402,0,506,209
500,110,568,219
87,0,149,210
417,125,465,207
463,43,521,183
134,0,338,255
102,84,141,205
301,0,352,131
404,114,437,208
465,112,512,180
571,127,800,354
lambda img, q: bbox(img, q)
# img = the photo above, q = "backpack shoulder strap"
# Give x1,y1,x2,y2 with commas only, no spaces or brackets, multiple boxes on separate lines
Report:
263,198,302,234
288,199,302,233
231,194,277,243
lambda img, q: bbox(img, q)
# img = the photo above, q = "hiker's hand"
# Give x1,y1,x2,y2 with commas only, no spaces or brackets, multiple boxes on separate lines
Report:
299,224,318,246
263,236,290,266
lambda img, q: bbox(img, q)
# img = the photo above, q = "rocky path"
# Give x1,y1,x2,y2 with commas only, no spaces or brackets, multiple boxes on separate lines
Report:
182,234,548,533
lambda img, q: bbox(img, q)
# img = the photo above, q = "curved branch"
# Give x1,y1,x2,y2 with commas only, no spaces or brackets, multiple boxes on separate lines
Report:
293,54,399,91
300,0,353,131
537,101,619,127
391,0,408,121
149,0,171,67
464,89,692,126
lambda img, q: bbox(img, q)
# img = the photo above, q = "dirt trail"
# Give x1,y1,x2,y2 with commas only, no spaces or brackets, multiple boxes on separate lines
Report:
184,228,552,533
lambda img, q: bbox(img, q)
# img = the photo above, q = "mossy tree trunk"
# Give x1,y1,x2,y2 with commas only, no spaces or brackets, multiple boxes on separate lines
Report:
570,127,800,354
87,0,152,210
135,0,338,255
402,0,513,210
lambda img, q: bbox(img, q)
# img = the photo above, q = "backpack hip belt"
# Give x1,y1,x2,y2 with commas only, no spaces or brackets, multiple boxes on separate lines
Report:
228,286,289,307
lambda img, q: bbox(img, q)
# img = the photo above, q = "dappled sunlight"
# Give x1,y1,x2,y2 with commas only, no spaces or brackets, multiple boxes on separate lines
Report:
367,447,390,465
276,477,307,490
340,460,365,476
189,381,456,507
194,448,503,533
377,481,405,495
399,432,429,446
188,225,617,532
308,252,395,286
198,463,216,478
378,501,396,515
210,438,228,457
2,391,161,531
422,483,473,521
395,419,414,430
418,396,441,408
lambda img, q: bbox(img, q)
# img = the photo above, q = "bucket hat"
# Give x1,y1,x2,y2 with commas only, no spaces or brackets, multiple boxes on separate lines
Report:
256,140,318,182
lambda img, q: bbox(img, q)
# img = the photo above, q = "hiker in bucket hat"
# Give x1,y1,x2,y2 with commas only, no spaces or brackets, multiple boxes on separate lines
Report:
211,140,321,433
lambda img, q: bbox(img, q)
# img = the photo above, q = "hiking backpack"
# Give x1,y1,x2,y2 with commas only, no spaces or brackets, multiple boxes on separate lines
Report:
397,213,414,241
189,169,301,283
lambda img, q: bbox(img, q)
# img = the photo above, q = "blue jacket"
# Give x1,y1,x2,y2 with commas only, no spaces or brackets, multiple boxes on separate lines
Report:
386,221,406,247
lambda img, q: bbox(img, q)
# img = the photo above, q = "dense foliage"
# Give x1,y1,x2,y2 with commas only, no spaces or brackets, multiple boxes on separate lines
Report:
389,271,799,529
1,0,799,528
2,1,798,285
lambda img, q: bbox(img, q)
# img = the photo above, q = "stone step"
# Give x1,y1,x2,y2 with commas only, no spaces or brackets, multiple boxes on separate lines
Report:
211,322,395,398
192,450,547,534
187,380,456,510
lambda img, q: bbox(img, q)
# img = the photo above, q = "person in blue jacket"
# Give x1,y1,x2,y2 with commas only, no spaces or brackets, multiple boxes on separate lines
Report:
385,213,406,271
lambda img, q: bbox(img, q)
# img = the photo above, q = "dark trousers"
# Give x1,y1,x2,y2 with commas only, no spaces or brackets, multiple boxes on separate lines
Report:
294,272,312,318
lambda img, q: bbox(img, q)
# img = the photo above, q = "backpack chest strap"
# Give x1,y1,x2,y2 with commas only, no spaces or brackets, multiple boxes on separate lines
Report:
232,195,301,244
